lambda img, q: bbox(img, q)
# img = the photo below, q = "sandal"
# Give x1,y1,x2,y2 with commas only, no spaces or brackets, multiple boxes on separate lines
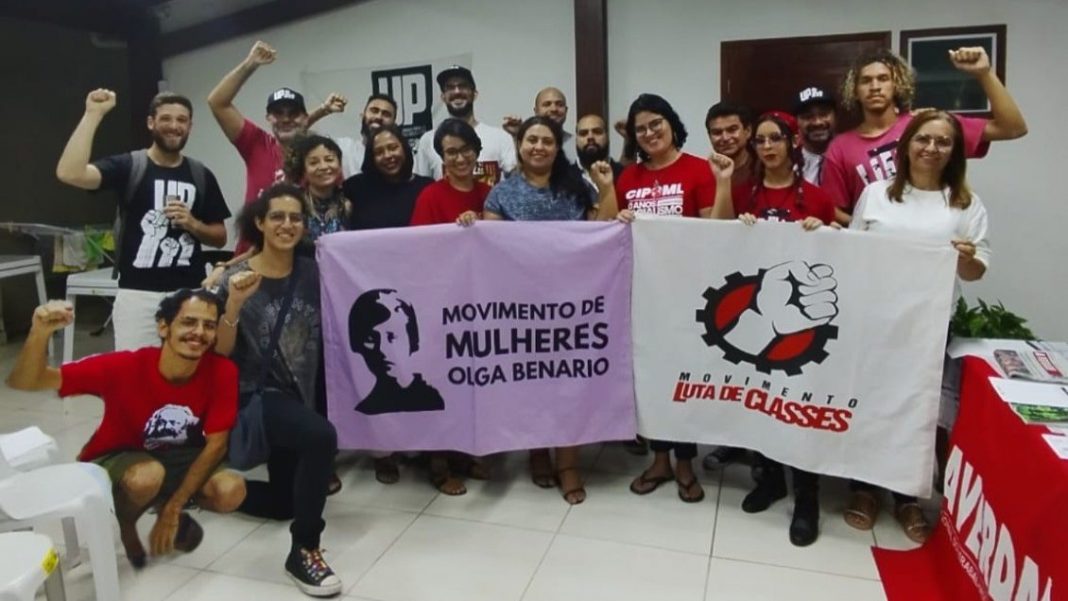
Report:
629,469,674,495
326,473,343,496
676,476,705,503
430,454,466,496
452,453,491,480
374,457,400,485
430,469,467,496
895,502,930,544
557,467,587,505
844,490,880,531
530,449,556,489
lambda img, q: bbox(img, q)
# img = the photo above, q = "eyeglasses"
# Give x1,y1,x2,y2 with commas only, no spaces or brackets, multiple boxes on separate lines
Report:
752,134,788,147
634,118,666,137
442,146,477,160
911,134,954,151
266,211,305,224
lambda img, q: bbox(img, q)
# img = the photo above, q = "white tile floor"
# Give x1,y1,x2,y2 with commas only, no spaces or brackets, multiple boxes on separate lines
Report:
1,326,935,600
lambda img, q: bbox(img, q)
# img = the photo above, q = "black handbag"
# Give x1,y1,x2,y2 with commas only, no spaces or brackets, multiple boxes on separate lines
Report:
228,262,300,470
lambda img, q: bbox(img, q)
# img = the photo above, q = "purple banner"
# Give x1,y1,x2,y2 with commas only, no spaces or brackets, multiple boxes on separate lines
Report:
318,221,636,454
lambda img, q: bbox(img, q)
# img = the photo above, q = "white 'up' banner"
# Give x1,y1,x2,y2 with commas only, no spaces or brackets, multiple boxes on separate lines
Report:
632,217,957,497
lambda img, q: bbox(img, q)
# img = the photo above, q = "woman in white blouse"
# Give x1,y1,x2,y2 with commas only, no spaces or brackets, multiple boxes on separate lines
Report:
847,110,990,544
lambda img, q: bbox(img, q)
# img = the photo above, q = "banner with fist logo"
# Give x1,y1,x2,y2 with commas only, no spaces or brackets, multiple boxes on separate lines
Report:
631,216,957,497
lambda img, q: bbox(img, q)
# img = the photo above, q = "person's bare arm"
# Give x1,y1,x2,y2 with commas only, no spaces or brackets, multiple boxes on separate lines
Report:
948,47,1027,141
707,152,736,220
306,93,347,128
55,89,115,190
6,301,73,391
149,432,229,556
587,161,620,221
207,41,277,143
215,270,262,356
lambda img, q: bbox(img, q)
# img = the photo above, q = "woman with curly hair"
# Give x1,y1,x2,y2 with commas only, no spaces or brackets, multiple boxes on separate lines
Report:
822,46,1025,224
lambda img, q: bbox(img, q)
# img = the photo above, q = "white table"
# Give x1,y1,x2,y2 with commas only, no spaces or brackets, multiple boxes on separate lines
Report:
0,256,52,360
62,268,117,363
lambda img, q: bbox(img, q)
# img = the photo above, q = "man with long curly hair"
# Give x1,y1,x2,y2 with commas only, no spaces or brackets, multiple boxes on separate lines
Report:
823,47,1027,224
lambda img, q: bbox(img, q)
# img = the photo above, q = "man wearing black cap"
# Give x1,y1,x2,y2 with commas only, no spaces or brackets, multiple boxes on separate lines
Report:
413,65,516,185
793,86,837,186
208,41,341,252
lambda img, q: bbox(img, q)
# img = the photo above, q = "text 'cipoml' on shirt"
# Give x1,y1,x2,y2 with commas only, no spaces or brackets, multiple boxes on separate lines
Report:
614,153,716,218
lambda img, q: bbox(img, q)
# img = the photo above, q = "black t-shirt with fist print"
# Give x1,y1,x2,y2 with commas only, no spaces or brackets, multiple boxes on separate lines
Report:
94,153,230,292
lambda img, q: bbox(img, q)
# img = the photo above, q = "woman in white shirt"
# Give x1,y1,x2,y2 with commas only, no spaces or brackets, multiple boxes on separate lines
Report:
847,110,989,544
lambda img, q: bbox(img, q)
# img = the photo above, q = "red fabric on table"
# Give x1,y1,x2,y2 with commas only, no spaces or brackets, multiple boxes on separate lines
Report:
874,357,1067,601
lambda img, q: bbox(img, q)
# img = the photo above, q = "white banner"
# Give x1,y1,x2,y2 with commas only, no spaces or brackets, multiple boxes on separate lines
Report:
632,217,957,497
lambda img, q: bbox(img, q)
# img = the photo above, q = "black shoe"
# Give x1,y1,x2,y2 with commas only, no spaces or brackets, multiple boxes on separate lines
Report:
285,547,343,597
790,494,820,547
174,513,204,553
702,446,745,471
741,473,787,513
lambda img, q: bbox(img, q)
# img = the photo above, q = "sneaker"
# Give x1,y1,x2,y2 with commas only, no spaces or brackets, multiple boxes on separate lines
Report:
702,446,745,471
285,547,342,597
173,513,204,553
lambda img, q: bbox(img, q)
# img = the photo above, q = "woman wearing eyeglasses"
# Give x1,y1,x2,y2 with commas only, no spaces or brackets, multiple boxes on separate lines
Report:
846,110,990,544
409,118,492,495
617,93,734,504
730,111,837,547
410,118,491,227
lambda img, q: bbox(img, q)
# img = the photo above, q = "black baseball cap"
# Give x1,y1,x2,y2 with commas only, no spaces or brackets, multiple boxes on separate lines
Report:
793,86,836,115
266,87,306,113
436,65,476,90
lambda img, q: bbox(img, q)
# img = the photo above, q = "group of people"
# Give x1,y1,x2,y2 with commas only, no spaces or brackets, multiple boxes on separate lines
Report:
6,38,1026,597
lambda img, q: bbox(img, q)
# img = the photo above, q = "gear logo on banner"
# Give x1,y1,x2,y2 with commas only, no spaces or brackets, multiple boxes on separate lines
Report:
695,261,839,375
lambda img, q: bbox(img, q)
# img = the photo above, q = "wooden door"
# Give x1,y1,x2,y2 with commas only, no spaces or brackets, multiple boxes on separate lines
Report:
721,32,891,131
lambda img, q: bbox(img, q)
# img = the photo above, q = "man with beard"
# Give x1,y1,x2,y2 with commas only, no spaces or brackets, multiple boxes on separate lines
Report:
7,290,246,569
307,93,398,178
414,65,516,185
823,46,1027,224
56,90,230,350
793,86,837,185
208,40,341,251
575,114,624,180
504,87,578,165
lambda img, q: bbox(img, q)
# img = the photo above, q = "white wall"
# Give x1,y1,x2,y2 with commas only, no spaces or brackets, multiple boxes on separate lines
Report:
608,0,1068,340
162,0,1066,340
162,0,575,234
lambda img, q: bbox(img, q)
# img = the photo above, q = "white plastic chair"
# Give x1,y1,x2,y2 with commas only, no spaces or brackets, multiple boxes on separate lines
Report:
0,428,81,568
0,531,66,601
0,445,119,600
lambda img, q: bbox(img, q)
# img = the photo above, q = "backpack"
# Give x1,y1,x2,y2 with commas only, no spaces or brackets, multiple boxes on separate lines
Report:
111,150,207,277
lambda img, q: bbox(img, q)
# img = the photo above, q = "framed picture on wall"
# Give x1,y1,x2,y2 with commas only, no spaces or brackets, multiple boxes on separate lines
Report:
900,25,1006,116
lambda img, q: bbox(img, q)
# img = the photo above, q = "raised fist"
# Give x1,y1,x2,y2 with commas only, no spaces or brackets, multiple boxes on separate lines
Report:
140,209,169,238
226,270,262,307
709,151,734,181
247,41,277,66
31,300,74,335
588,160,614,189
948,47,991,76
85,88,117,115
501,115,522,137
724,261,838,355
322,92,348,114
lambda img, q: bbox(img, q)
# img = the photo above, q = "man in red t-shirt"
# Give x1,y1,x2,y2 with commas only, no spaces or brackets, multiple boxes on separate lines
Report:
207,40,343,253
823,46,1027,224
6,290,245,569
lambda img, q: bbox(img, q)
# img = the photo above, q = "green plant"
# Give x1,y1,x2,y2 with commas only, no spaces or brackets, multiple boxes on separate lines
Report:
950,298,1035,340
